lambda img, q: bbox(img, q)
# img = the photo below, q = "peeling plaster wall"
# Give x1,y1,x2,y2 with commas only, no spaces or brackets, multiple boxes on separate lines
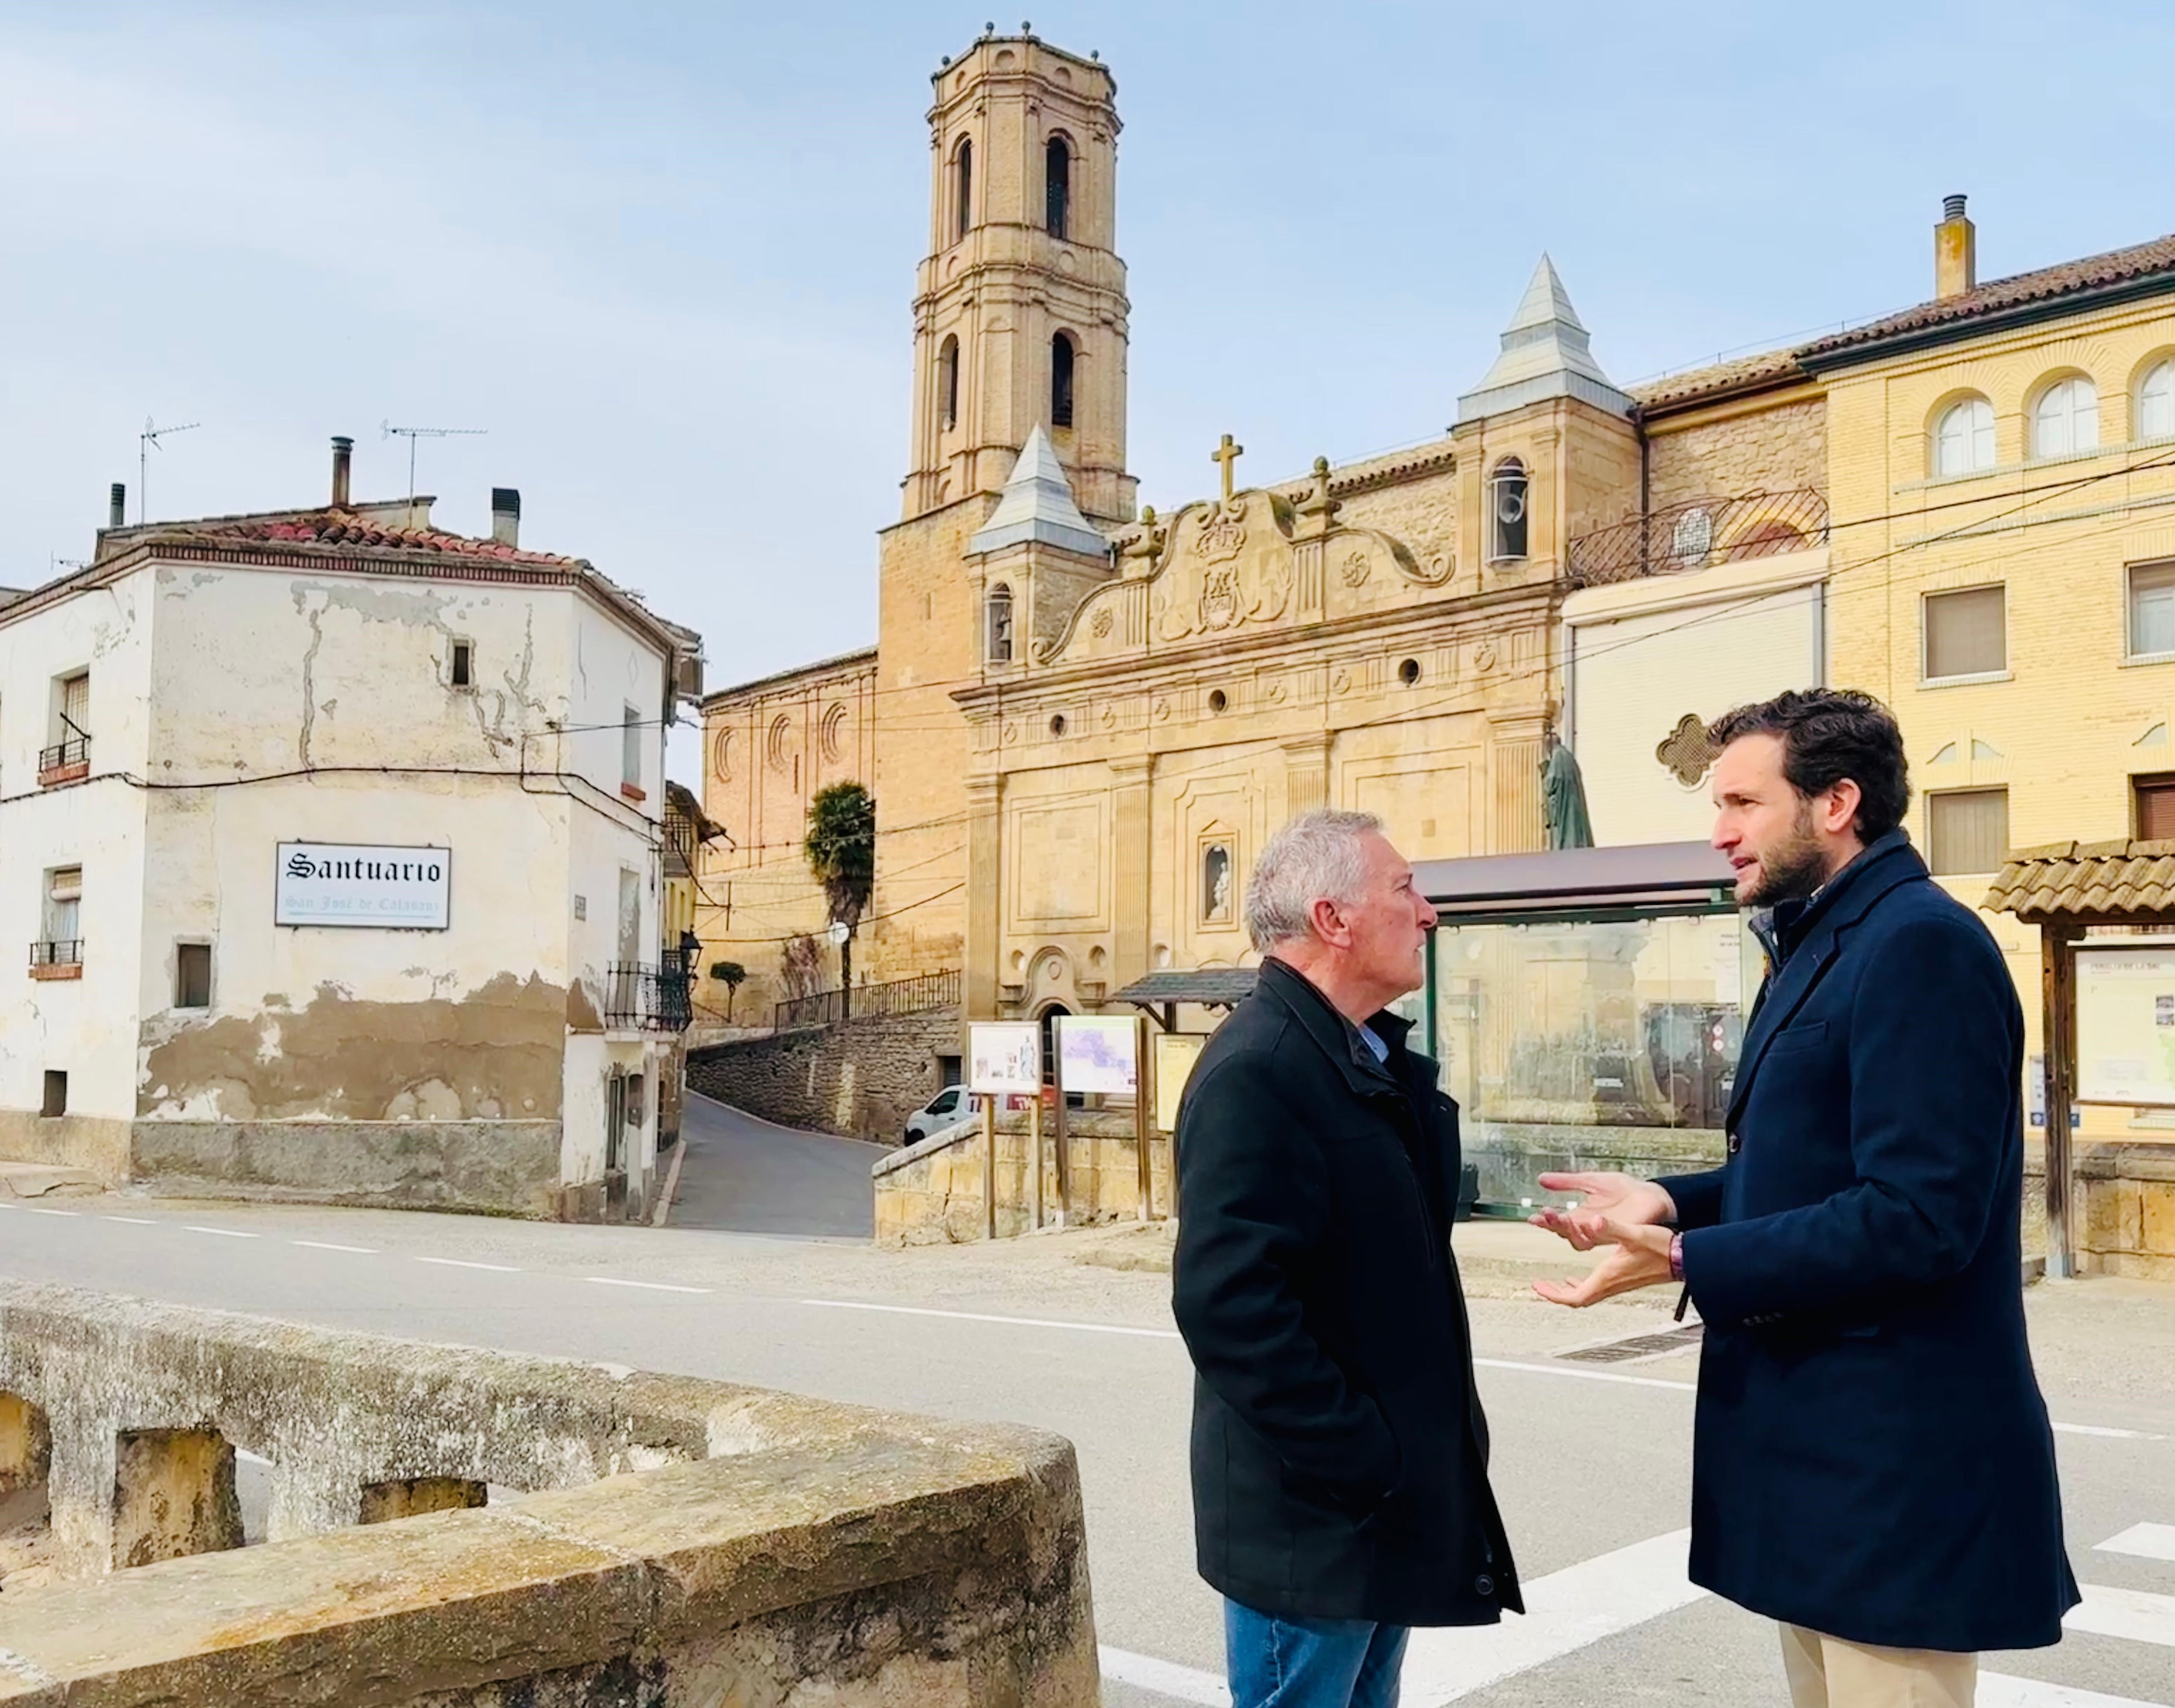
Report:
0,566,157,1133
0,557,679,1218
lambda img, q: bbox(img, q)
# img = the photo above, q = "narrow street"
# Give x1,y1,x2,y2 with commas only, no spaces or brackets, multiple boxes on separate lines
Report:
0,1179,2168,1708
663,1092,888,1238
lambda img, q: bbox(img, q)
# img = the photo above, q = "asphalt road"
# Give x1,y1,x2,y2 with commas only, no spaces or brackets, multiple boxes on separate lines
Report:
0,1179,2168,1708
663,1092,889,1237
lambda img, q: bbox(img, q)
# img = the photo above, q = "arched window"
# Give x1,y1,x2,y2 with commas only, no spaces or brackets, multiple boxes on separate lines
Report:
938,334,959,430
1489,458,1528,562
1051,333,1075,429
986,582,1014,664
1933,395,1996,477
2032,375,2100,458
954,137,973,241
1045,134,1071,240
2138,358,2175,441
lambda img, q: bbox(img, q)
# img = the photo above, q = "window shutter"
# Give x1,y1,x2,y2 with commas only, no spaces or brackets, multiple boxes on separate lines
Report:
62,673,88,734
1929,789,2009,876
2137,778,2175,842
1925,586,2006,679
49,868,82,903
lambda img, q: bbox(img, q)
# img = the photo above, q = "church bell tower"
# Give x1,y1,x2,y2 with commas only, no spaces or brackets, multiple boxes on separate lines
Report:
905,30,1135,525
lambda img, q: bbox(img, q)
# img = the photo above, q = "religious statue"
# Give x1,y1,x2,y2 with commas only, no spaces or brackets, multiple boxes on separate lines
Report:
1540,729,1595,850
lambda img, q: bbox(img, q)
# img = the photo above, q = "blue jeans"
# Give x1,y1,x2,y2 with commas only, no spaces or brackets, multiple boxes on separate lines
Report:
1224,1598,1410,1708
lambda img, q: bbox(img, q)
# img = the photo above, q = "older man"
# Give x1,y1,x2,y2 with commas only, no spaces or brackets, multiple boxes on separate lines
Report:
1173,808,1519,1708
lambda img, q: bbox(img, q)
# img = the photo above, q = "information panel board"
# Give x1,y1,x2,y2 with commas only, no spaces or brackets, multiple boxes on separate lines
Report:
275,843,450,930
968,1021,1041,1096
1056,1014,1138,1096
2076,944,2175,1105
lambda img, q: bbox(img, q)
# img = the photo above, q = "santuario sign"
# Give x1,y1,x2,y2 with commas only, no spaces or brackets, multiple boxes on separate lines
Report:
274,843,452,929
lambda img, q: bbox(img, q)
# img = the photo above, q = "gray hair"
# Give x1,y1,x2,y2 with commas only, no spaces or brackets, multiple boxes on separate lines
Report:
1244,809,1385,951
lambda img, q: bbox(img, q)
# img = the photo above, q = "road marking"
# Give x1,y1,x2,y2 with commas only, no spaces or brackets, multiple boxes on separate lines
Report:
100,1215,156,1226
1474,1357,1695,1394
291,1240,377,1254
2098,1522,2175,1563
184,1226,256,1239
1402,1528,1707,1702
2054,1421,2167,1442
789,1306,2165,1438
586,1277,711,1294
20,1207,77,1218
1101,1530,1708,1708
1097,1647,1229,1705
2065,1583,2175,1648
1980,1675,2175,1707
415,1257,521,1273
800,1300,1183,1339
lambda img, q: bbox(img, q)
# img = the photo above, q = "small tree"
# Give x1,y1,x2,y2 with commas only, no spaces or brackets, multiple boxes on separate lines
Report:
804,782,875,1016
708,960,746,1023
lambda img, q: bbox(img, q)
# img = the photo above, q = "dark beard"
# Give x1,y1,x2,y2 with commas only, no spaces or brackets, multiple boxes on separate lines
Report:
1743,806,1830,907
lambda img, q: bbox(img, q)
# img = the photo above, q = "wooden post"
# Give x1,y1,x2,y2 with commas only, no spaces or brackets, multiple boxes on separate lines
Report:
1029,1094,1044,1231
1135,1013,1153,1222
1053,1078,1071,1227
2042,923,2080,1279
981,1092,997,1241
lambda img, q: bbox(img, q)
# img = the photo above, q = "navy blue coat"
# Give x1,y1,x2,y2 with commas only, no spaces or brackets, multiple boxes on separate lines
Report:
1658,832,2078,1652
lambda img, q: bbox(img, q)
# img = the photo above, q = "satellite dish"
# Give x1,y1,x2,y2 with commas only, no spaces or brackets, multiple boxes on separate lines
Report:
827,921,851,947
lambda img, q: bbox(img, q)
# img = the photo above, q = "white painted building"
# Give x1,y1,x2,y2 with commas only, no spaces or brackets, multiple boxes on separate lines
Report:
0,442,702,1219
1563,545,1829,844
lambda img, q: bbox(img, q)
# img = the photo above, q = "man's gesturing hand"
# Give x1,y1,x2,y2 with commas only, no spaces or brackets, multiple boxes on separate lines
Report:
1528,1171,1676,1250
1531,1213,1676,1308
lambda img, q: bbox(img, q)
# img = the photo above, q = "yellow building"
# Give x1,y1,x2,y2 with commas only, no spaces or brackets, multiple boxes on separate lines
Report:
1802,200,2175,1173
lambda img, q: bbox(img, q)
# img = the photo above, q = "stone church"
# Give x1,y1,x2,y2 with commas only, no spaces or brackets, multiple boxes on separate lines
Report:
697,27,1824,1030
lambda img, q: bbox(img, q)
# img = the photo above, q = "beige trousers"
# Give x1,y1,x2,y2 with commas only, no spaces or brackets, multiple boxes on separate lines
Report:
1780,1624,1977,1708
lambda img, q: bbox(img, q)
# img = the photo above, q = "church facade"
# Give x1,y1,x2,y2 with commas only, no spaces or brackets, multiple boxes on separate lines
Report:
696,28,1834,1029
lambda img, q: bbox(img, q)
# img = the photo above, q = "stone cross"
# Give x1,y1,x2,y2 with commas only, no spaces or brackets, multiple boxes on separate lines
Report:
1210,433,1244,502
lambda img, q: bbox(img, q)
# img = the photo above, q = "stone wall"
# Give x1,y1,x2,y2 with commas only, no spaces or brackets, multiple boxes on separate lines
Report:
1644,394,1827,514
687,1009,959,1141
0,1281,1096,1706
874,1108,1171,1245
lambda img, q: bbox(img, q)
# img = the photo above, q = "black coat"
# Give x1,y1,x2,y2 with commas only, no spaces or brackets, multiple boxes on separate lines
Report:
1659,832,2079,1653
1172,957,1519,1628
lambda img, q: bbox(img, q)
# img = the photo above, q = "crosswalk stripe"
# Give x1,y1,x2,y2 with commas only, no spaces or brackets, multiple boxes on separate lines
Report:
1399,1528,1706,1704
1980,1674,2174,1707
1098,1530,1707,1708
2098,1522,2175,1564
2065,1583,2175,1649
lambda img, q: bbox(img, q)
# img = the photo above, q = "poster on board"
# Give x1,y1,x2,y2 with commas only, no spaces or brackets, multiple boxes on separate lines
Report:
1153,1033,1207,1133
1056,1014,1138,1096
2075,945,2175,1104
968,1021,1041,1096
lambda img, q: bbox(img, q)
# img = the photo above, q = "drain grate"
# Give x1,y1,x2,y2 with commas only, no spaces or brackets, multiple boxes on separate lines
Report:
1557,1323,1705,1364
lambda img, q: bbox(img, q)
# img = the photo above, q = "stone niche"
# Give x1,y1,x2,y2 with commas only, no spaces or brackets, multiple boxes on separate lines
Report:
0,1281,1097,1707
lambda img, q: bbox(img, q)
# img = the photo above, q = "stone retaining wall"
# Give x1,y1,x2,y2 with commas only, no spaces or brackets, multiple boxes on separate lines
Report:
0,1281,1096,1706
687,1008,959,1141
874,1107,1171,1245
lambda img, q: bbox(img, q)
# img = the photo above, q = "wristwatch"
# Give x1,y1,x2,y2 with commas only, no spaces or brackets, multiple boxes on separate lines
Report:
1668,1231,1685,1283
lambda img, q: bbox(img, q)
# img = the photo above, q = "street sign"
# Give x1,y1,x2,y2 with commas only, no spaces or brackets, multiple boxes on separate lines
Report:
275,843,450,930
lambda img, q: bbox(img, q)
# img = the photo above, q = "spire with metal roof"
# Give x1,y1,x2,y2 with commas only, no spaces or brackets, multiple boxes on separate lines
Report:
1457,254,1633,423
965,425,1111,559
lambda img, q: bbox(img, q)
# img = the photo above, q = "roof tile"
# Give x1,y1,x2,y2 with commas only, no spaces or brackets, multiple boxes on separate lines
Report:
1985,839,2175,921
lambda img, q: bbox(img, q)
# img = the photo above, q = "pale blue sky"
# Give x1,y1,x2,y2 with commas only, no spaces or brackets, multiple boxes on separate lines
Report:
4,2,2173,782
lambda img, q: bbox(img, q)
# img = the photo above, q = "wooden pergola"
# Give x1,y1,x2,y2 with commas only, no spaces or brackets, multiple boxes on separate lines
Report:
1985,838,2175,1277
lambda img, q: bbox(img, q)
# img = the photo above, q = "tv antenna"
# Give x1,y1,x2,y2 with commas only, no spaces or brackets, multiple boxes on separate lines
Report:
137,417,200,524
381,421,486,502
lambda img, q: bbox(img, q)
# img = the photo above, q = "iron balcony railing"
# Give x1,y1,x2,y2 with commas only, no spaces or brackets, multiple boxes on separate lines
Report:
774,967,961,1031
37,738,89,776
603,962,693,1033
30,939,83,968
1566,488,1830,587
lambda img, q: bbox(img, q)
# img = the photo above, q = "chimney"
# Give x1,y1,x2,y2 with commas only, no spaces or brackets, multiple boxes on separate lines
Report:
1935,194,1976,301
108,483,126,529
490,487,521,547
330,436,354,508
